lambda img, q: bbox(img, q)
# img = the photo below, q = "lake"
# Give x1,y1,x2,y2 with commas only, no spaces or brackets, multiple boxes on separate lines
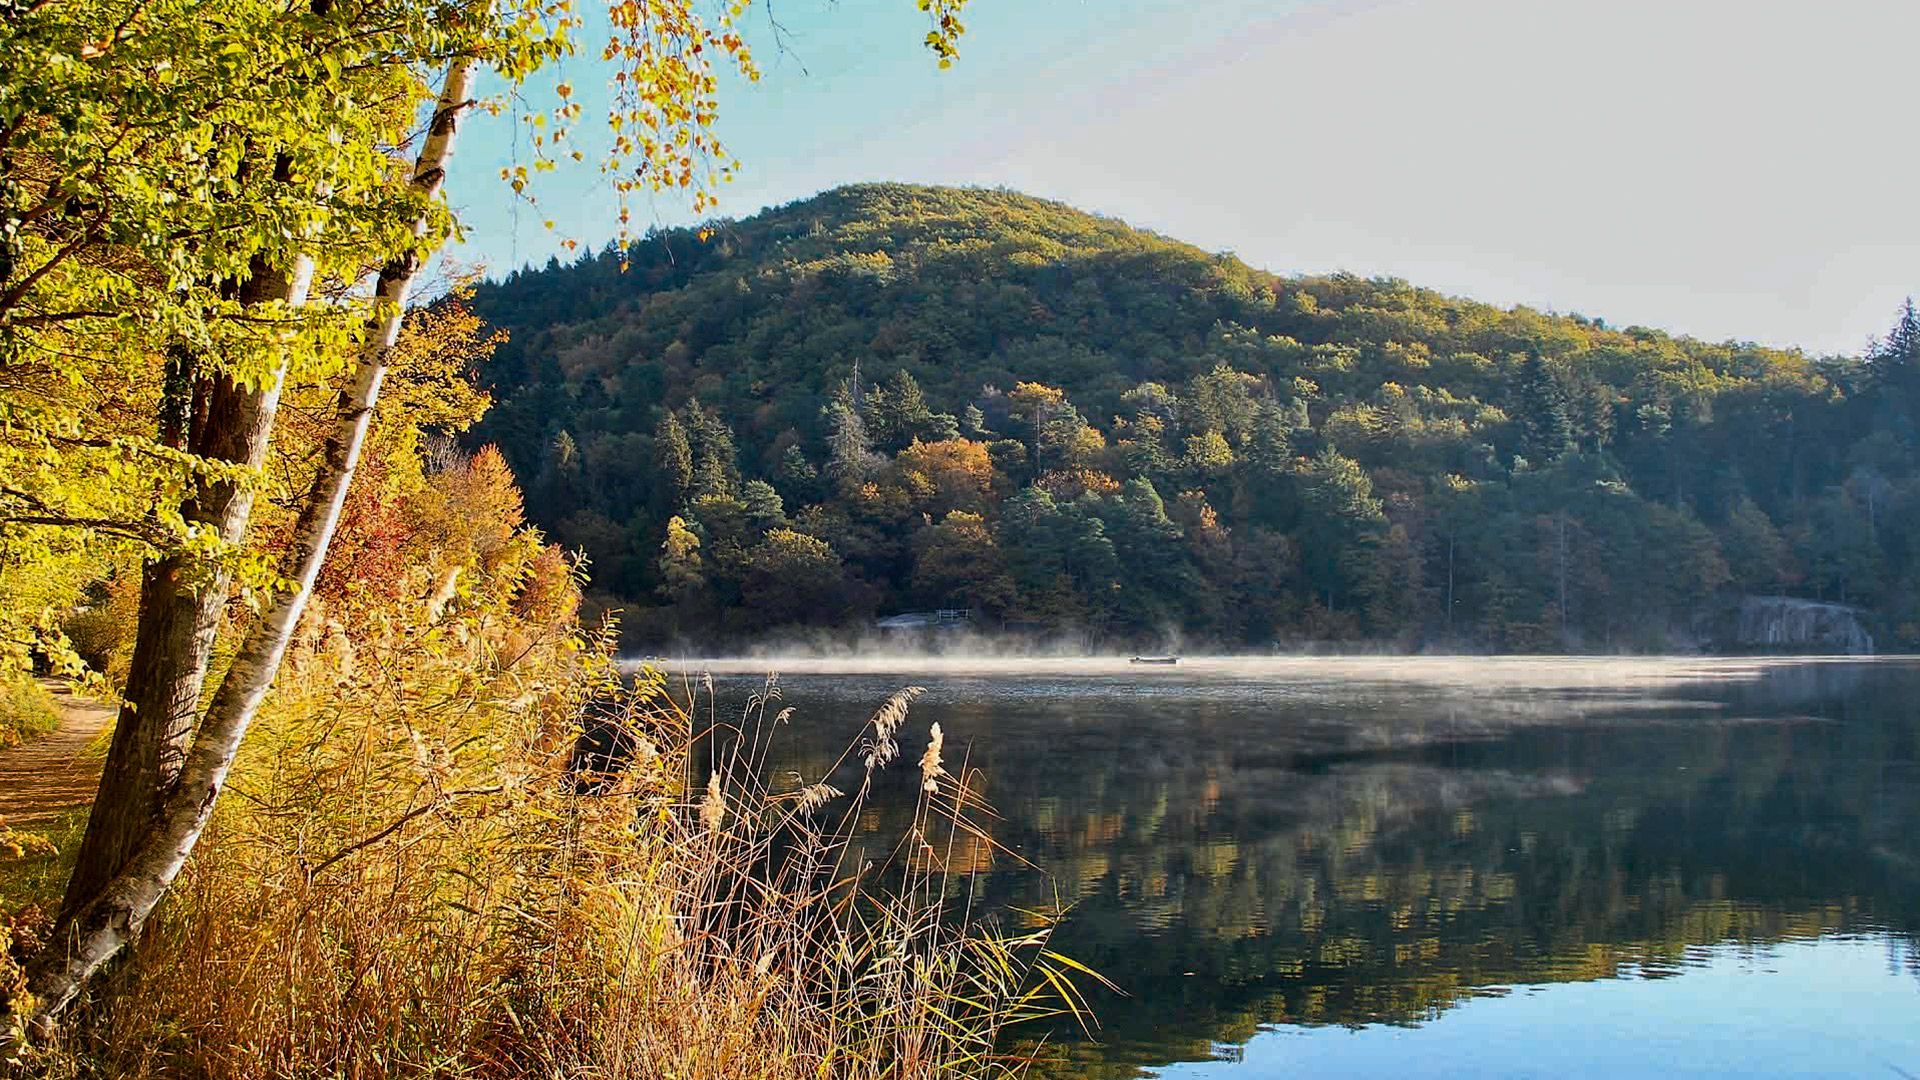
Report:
661,656,1920,1079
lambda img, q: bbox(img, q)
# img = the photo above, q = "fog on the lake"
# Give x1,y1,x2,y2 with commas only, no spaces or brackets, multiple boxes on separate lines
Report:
631,654,1920,1079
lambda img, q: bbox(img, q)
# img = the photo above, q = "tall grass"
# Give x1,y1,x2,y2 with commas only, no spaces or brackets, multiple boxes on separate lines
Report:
0,675,59,750
24,555,1095,1079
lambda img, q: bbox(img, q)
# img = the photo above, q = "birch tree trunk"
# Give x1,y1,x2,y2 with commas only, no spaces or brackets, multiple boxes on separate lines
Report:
24,57,477,1031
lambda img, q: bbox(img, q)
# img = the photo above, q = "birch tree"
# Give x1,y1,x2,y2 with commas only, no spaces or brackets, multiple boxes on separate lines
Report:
2,0,971,1032
24,59,479,1023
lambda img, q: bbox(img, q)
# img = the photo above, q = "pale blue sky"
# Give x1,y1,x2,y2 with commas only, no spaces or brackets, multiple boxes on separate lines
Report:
444,0,1919,357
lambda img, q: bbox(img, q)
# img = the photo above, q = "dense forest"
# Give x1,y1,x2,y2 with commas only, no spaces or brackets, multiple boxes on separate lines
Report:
467,184,1920,651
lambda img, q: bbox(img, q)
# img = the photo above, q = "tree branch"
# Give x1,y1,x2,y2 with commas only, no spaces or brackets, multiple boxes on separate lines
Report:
0,515,157,545
0,309,118,328
0,485,161,544
0,217,106,317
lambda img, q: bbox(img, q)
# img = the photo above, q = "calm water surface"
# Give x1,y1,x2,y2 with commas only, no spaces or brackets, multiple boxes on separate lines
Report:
664,657,1920,1079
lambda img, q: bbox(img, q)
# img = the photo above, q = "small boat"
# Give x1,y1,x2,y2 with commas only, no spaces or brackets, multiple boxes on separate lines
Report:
1129,655,1180,665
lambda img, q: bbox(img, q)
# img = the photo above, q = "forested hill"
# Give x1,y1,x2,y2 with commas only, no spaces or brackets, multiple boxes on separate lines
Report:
466,183,1920,651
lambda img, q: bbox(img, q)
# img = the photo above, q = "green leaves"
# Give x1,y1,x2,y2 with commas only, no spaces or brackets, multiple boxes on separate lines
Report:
0,0,491,667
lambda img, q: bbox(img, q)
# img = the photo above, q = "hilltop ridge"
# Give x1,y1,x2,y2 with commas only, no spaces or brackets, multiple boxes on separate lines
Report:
464,183,1915,650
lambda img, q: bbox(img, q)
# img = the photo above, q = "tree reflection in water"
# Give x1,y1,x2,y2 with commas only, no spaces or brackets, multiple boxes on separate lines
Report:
690,658,1920,1080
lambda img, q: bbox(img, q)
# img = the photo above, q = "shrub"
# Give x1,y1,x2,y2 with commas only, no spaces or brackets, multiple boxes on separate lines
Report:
0,676,58,750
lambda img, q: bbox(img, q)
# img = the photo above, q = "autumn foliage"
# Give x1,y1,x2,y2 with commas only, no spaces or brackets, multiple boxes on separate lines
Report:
469,184,1920,651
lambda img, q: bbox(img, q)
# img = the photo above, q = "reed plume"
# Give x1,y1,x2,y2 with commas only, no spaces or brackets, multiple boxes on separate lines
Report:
795,782,843,815
863,685,925,770
919,722,946,794
701,769,727,835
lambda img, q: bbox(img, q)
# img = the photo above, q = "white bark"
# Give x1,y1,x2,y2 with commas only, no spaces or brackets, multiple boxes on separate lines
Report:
23,58,477,1029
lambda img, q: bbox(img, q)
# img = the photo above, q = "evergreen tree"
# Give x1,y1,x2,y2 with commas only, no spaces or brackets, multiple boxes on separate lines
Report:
1185,364,1261,446
741,529,849,625
685,402,740,500
996,487,1120,626
1869,298,1920,425
1121,382,1179,427
1299,447,1387,610
912,510,1016,612
1121,411,1176,478
774,444,822,503
1238,399,1298,530
655,413,694,505
1033,399,1101,471
1723,495,1788,594
864,369,936,451
825,401,883,484
1871,298,1920,378
742,480,788,535
1515,354,1575,464
451,184,1920,649
1098,478,1201,632
1248,400,1293,475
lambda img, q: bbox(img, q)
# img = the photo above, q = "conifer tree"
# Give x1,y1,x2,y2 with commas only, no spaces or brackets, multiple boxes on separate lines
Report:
1299,447,1387,610
741,479,788,534
774,444,822,502
826,400,883,484
655,413,695,505
1873,298,1920,375
686,402,740,500
1869,298,1920,423
1516,354,1575,464
864,369,937,451
1248,400,1294,475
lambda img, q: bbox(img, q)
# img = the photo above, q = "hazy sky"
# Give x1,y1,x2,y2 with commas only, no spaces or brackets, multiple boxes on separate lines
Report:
445,0,1920,357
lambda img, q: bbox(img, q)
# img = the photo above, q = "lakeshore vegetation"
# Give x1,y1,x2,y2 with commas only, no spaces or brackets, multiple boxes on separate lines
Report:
0,1,1105,1076
465,183,1920,651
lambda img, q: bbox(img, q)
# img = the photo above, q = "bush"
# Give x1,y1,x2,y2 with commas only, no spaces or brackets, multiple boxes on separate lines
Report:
0,676,59,749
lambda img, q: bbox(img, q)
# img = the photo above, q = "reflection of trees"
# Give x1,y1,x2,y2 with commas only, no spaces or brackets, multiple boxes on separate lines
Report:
726,664,1920,1080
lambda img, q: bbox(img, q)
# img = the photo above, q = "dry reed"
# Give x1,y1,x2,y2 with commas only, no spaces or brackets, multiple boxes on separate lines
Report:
19,555,1093,1079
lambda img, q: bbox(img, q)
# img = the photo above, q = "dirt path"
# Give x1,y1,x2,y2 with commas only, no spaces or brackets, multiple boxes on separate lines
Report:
0,681,111,830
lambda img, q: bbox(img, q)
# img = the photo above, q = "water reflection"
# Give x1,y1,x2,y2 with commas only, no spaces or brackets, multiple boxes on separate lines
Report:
1154,937,1920,1079
669,658,1920,1079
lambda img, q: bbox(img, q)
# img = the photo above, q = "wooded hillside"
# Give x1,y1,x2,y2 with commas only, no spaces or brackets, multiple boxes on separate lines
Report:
467,183,1920,650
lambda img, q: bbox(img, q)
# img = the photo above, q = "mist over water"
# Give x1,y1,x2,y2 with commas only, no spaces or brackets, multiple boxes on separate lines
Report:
633,654,1870,740
636,654,1920,1079
634,649,1856,685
